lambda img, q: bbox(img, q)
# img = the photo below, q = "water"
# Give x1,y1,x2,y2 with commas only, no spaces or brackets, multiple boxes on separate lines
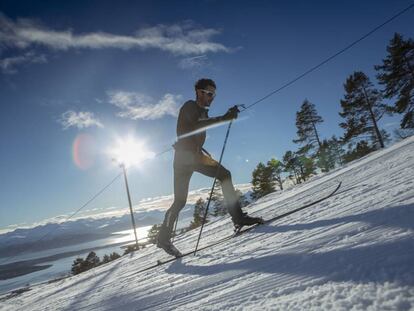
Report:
0,226,151,295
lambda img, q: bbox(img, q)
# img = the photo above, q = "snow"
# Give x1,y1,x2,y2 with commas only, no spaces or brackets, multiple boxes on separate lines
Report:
1,137,414,310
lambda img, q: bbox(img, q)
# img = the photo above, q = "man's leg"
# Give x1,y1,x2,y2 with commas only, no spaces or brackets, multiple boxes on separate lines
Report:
158,167,193,243
194,154,245,222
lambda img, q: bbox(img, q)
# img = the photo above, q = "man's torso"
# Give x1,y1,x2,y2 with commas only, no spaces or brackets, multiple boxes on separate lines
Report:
175,100,208,152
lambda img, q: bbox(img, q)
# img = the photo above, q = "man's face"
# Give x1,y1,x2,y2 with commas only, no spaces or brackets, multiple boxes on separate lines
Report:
196,85,216,108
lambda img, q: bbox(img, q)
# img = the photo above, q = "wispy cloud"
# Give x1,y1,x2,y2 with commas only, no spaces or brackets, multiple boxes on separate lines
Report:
108,91,181,120
0,13,230,56
58,110,104,130
178,54,210,70
0,51,46,74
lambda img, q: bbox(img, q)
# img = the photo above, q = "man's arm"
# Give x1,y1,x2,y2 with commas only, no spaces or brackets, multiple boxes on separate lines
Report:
196,116,223,129
182,103,238,130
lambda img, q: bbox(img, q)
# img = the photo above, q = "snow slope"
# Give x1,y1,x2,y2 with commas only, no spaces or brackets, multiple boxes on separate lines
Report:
1,137,414,310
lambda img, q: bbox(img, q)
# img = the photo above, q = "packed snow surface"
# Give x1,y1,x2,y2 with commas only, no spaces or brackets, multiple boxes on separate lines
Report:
1,137,414,310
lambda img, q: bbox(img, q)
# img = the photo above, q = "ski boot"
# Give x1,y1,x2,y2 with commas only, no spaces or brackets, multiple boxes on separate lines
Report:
156,228,182,258
157,239,182,258
233,213,264,235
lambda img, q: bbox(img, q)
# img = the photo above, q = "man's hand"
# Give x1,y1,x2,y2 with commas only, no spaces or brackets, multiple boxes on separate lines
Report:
222,105,240,121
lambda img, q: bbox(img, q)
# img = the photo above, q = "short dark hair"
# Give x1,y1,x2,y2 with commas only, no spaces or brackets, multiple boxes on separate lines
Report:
195,78,216,90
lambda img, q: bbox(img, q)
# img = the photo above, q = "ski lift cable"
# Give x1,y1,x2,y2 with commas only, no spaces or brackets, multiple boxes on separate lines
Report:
239,2,414,112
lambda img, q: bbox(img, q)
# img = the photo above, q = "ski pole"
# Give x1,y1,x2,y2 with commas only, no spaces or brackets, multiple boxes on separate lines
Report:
194,121,233,256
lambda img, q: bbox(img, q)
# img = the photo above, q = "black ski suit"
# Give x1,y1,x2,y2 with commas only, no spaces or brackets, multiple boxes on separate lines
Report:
160,100,244,239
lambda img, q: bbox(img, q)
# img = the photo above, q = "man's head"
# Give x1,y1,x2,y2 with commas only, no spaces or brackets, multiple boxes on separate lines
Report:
195,78,216,108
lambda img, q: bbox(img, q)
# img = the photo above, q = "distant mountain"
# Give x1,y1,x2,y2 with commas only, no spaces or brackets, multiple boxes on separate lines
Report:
0,184,252,258
0,209,185,258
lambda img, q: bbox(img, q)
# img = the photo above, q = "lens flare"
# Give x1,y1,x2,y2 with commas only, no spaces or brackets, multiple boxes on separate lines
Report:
73,134,96,170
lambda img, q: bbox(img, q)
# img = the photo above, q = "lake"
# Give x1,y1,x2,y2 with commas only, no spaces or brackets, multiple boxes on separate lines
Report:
0,226,152,295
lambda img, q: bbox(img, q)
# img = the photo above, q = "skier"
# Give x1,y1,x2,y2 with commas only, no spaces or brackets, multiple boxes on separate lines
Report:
157,78,263,257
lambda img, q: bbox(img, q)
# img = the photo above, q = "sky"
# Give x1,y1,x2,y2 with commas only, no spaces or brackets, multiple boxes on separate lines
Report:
0,0,413,229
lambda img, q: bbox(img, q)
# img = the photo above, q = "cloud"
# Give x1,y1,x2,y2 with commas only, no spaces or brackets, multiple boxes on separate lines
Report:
0,51,46,74
108,91,181,120
58,111,104,130
0,13,230,56
178,54,210,70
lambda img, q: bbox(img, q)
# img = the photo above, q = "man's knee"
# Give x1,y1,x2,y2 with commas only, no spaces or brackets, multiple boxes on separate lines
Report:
163,198,186,229
217,167,231,181
172,198,187,210
165,198,187,223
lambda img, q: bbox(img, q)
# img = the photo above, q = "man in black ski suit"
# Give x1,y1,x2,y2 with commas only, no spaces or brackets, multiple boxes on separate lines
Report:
157,78,263,256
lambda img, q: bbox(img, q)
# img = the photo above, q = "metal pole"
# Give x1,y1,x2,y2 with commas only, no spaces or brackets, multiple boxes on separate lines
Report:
121,164,139,249
194,121,233,256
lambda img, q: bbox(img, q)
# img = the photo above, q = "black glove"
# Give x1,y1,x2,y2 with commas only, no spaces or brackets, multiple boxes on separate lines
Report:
222,105,240,121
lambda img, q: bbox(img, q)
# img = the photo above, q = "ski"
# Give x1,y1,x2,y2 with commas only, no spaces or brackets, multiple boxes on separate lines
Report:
130,181,342,275
233,181,342,236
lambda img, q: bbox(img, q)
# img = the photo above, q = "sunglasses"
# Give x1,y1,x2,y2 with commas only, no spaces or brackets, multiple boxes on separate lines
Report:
200,89,216,98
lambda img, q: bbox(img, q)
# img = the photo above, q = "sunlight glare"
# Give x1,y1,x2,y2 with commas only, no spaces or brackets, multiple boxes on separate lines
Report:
109,136,155,168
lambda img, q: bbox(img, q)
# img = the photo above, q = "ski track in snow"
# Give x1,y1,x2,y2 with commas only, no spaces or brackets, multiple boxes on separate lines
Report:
1,137,414,310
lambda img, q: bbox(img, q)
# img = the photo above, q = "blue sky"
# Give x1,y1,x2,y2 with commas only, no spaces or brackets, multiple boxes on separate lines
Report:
0,0,413,229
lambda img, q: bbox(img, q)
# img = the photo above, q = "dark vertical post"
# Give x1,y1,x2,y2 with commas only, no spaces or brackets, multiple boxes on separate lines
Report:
121,164,139,249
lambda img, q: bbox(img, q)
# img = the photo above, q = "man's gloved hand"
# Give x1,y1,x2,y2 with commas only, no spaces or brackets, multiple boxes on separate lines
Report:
222,105,240,121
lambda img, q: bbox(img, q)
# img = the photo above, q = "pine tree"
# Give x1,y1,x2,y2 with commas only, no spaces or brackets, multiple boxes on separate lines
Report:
251,162,274,199
282,151,302,184
293,99,323,153
375,33,414,128
339,71,388,150
211,181,226,216
296,155,316,182
251,162,265,199
85,251,100,268
267,158,284,190
189,198,207,229
343,140,375,163
147,224,162,244
282,151,315,183
71,258,85,275
102,254,111,264
71,251,101,275
316,136,344,172
328,136,345,167
316,143,332,172
109,252,121,261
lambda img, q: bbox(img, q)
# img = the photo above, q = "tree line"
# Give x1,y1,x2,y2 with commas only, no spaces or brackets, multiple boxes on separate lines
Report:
71,251,121,275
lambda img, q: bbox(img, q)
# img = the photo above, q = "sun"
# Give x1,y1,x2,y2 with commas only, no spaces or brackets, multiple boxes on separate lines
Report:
109,135,155,168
